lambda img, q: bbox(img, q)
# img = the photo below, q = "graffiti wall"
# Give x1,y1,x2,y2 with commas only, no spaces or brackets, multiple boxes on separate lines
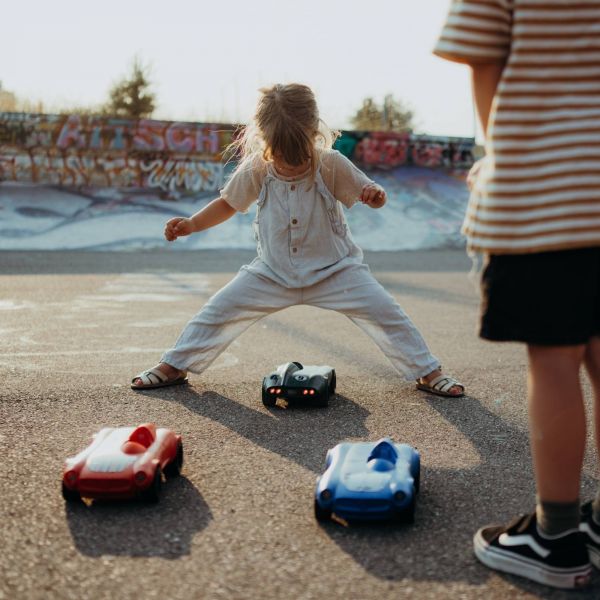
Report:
334,131,475,172
0,113,475,196
0,113,236,196
0,113,475,251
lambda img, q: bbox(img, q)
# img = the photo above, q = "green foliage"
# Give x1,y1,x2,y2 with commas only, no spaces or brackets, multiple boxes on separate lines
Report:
351,95,414,133
104,58,156,119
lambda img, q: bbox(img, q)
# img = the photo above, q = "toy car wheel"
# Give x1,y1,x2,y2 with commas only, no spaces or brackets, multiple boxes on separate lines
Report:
313,388,329,408
61,482,81,503
314,499,332,522
164,440,184,478
329,371,336,394
396,497,416,524
262,387,276,407
141,467,163,503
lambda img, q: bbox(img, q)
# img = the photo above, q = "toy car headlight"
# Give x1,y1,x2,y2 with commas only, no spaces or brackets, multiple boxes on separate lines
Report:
394,491,406,502
64,470,78,485
320,489,332,501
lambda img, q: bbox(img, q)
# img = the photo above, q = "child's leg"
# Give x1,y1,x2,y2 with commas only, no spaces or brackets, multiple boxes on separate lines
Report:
527,344,587,505
471,343,591,589
303,265,440,382
158,269,298,374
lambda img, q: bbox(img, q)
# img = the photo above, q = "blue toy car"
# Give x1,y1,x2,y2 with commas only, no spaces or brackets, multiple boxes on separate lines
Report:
314,438,420,524
262,362,335,408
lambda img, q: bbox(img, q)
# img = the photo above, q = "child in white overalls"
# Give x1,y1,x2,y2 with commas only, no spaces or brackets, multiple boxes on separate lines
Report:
132,83,464,398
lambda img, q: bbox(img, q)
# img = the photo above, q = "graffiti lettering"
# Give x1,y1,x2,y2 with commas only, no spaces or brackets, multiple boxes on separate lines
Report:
335,131,475,172
412,142,444,168
355,133,409,168
140,159,223,193
56,116,87,150
133,119,166,152
0,112,232,193
0,149,223,193
0,112,476,193
1,113,232,156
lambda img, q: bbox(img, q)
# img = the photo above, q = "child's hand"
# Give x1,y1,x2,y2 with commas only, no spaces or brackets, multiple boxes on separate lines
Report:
164,217,194,241
360,183,386,208
467,158,485,191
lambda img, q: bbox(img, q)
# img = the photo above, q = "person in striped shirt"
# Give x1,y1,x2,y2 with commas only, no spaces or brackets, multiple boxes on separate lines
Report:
435,0,600,590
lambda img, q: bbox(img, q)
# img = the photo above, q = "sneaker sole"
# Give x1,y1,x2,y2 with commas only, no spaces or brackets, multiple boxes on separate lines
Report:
587,544,600,570
581,521,600,569
474,530,592,589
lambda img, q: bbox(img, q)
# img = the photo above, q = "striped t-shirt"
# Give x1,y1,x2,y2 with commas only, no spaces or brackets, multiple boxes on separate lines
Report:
434,0,600,254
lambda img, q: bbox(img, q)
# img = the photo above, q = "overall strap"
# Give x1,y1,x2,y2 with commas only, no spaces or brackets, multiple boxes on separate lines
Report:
314,169,346,236
256,172,274,209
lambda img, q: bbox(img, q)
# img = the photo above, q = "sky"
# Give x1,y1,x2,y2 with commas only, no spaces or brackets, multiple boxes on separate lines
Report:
1,0,476,138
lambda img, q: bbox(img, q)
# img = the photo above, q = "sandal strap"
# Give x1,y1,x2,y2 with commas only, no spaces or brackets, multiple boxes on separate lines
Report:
134,368,169,386
428,374,463,393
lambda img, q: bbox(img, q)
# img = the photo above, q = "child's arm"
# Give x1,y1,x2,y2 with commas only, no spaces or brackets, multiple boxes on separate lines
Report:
164,197,237,242
323,150,386,209
470,61,506,136
467,61,506,190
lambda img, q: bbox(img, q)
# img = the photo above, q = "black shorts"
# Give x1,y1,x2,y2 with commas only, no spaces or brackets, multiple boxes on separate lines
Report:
480,246,600,346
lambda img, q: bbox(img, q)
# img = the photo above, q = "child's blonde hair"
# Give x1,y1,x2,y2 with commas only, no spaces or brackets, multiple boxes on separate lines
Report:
230,83,338,179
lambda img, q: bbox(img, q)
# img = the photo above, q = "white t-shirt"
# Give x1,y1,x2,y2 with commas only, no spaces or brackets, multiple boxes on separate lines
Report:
220,149,372,212
219,148,373,287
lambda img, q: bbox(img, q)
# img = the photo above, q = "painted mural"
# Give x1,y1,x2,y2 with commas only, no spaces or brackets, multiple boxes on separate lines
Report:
0,112,475,251
0,113,474,191
0,165,469,251
334,131,475,172
0,113,236,196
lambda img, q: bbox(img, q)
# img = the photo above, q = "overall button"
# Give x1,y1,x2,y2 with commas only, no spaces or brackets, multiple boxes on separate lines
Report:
291,218,298,225
290,185,296,191
292,247,298,253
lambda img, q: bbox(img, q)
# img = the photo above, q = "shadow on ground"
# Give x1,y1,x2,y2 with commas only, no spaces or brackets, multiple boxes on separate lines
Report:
65,477,211,559
317,396,600,598
136,388,371,474
142,385,600,597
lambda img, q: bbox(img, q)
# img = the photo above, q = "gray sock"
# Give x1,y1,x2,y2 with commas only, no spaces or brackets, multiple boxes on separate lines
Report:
536,498,580,536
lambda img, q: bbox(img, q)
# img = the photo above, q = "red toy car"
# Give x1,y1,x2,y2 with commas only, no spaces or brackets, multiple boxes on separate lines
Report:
62,423,183,503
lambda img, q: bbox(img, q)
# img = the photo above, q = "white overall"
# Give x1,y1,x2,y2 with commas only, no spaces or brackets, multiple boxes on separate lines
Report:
161,165,439,381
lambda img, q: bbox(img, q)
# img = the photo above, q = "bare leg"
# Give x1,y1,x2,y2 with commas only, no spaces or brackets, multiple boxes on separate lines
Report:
528,344,587,502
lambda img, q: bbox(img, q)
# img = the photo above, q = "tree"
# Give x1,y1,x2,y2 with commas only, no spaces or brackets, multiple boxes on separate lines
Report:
351,95,414,133
104,58,156,119
0,81,17,111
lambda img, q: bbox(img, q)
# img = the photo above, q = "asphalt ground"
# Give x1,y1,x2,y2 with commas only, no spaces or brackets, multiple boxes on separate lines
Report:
1,249,598,600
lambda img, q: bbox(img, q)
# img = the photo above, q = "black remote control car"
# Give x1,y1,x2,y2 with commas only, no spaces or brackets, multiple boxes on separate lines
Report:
262,362,336,408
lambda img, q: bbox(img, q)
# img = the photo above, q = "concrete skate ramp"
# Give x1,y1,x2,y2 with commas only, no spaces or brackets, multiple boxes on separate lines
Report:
0,166,468,251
